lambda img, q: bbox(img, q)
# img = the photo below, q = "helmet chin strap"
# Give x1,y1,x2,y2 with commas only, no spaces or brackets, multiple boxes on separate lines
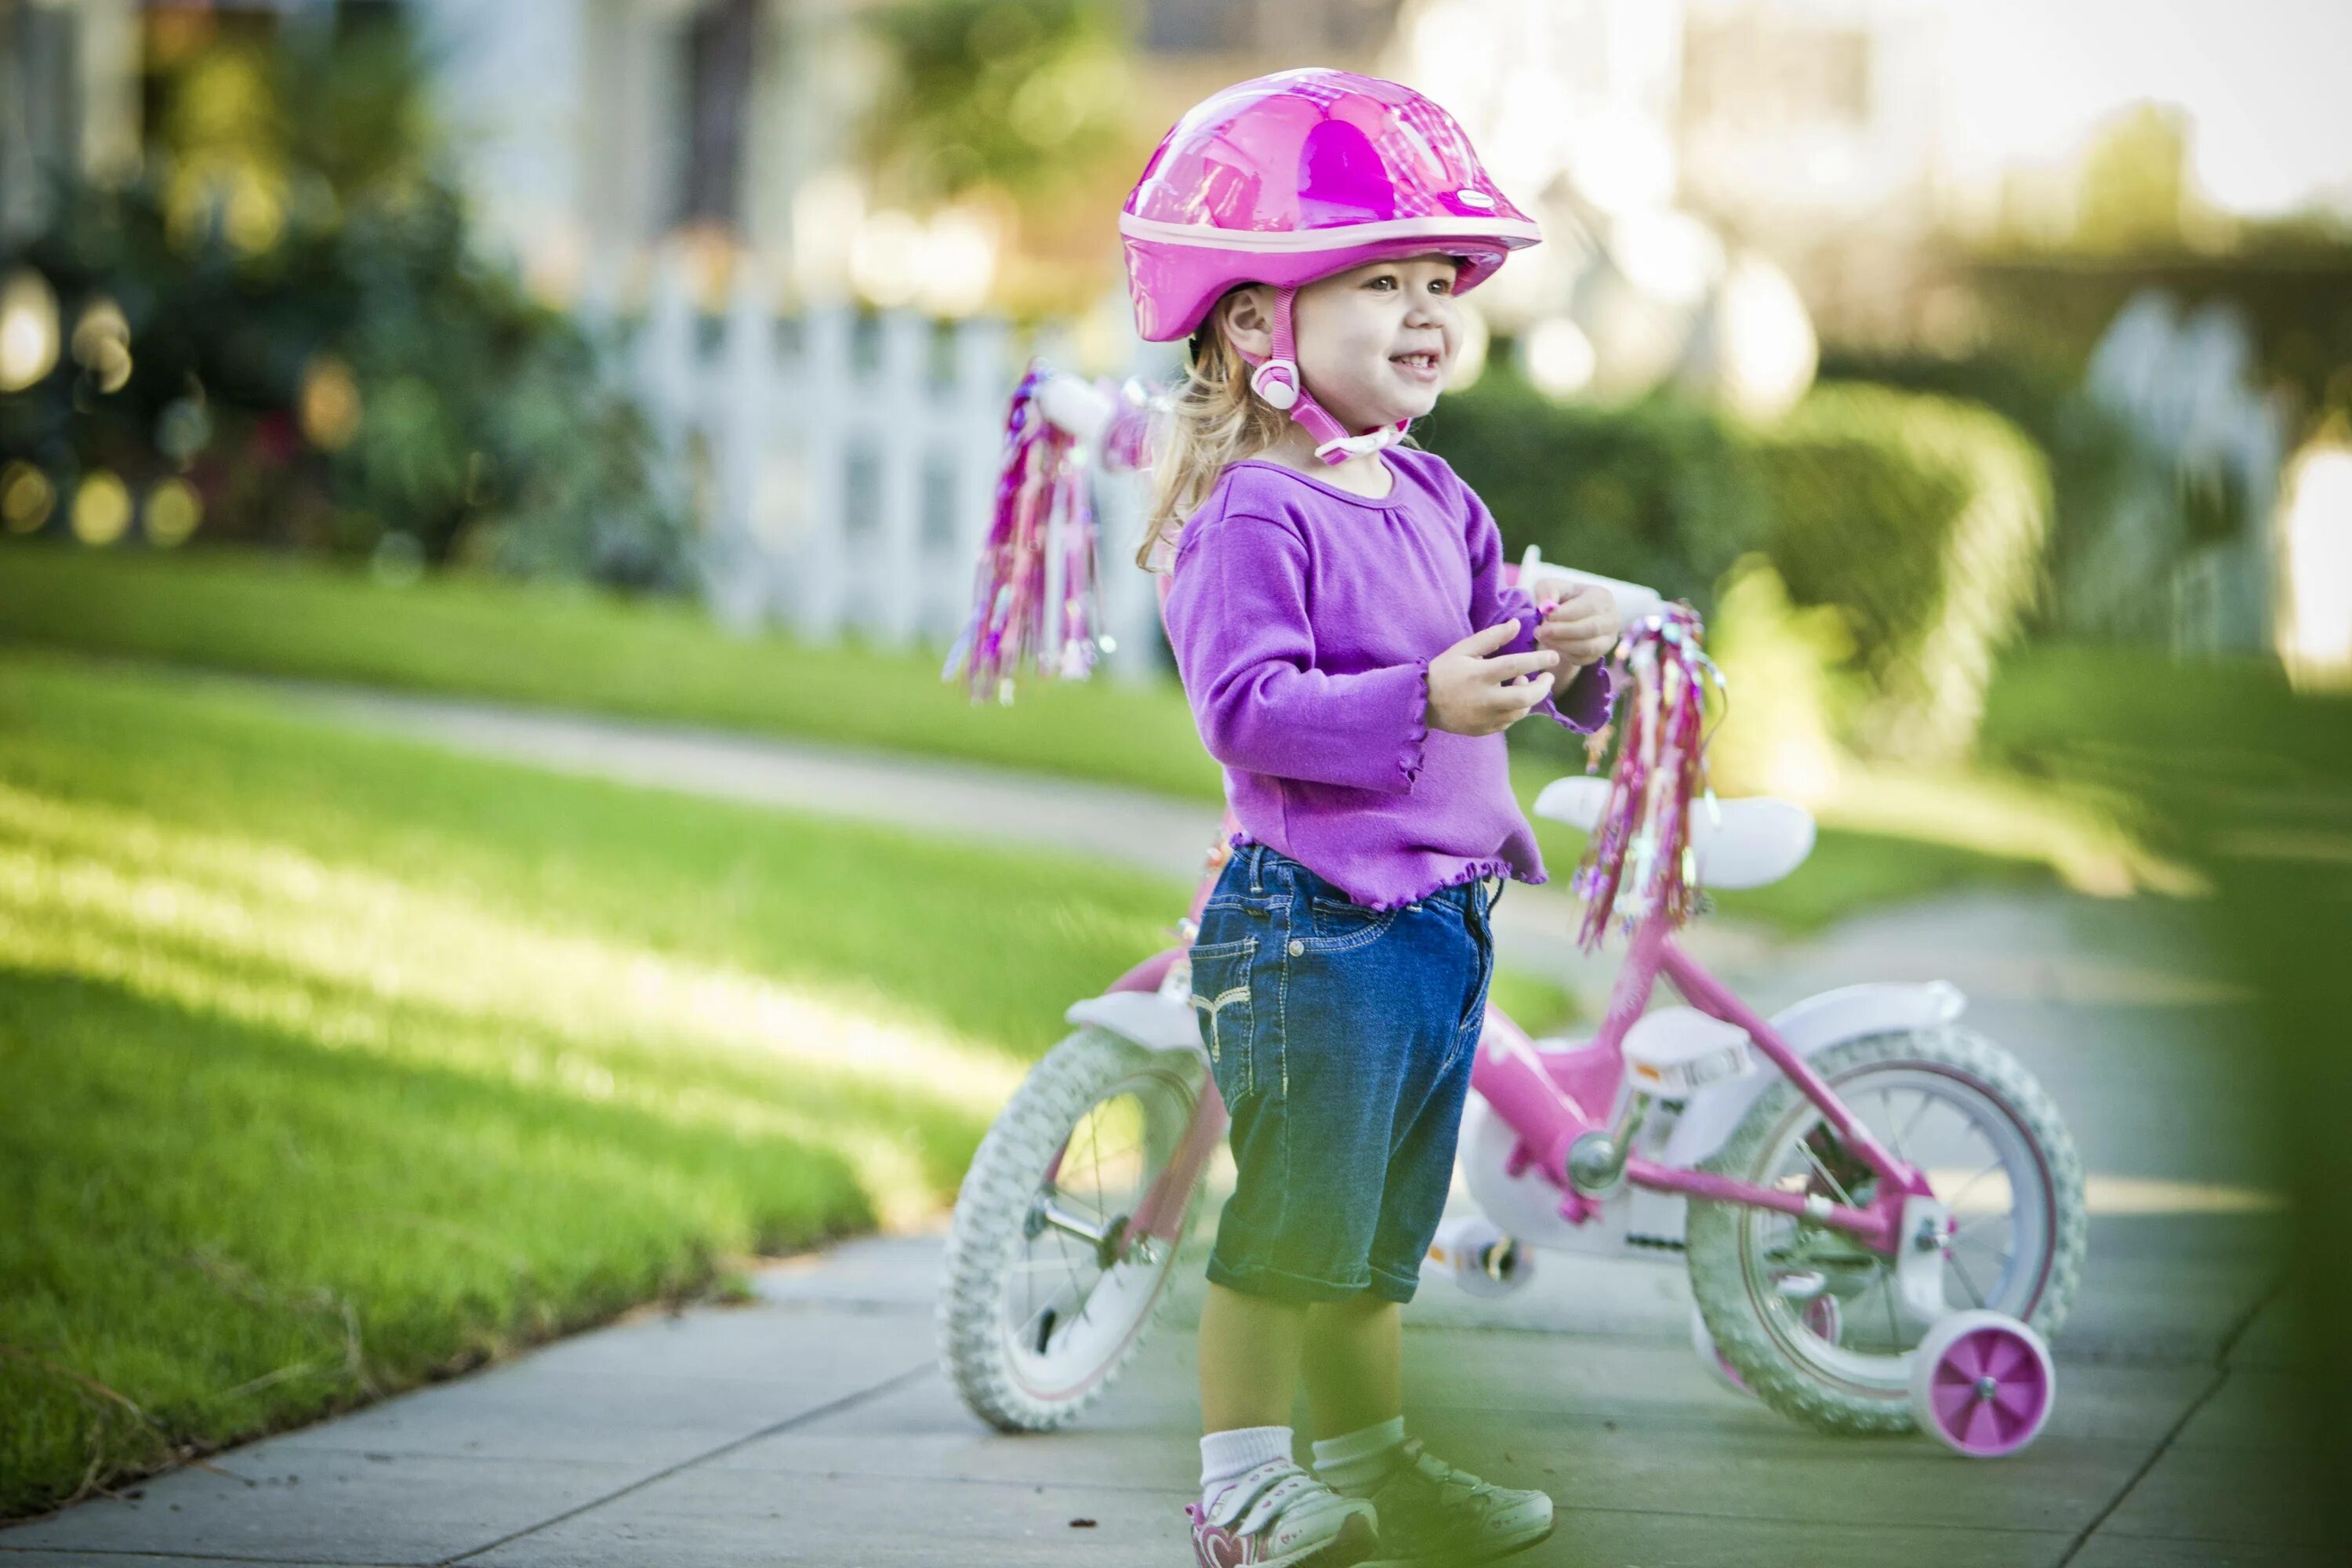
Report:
1240,285,1411,466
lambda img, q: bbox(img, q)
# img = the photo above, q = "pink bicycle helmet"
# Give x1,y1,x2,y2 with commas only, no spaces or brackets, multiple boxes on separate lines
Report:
1121,68,1539,463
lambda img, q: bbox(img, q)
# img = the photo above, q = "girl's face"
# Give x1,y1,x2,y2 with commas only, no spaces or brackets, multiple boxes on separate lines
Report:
1288,254,1462,430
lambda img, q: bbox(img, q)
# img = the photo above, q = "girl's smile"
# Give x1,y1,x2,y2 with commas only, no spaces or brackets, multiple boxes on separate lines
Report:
1387,347,1445,384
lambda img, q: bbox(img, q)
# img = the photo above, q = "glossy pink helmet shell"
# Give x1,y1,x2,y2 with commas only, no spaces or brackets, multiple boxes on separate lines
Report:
1121,69,1540,343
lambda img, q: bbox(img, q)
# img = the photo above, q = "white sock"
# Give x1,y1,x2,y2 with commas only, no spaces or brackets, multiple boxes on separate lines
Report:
1312,1415,1407,1494
1200,1425,1294,1509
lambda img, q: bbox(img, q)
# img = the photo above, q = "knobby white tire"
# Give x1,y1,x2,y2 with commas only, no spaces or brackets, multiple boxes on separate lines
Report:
1685,1028,2087,1436
938,1026,1204,1432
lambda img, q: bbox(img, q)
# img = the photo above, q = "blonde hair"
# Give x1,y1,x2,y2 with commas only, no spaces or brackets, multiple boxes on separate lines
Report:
1134,297,1292,571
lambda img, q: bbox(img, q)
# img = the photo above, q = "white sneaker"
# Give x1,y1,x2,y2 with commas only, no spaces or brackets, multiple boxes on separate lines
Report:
1357,1439,1553,1565
1189,1457,1380,1567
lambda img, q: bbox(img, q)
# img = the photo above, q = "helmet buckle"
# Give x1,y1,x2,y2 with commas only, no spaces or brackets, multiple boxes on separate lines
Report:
1250,359,1300,411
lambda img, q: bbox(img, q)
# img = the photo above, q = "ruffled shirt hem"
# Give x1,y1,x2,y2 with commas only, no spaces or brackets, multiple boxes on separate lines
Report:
1224,837,1551,913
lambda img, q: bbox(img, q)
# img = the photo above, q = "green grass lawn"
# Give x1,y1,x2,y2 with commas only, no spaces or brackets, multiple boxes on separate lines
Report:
0,544,2062,935
0,544,1221,800
0,649,1570,1518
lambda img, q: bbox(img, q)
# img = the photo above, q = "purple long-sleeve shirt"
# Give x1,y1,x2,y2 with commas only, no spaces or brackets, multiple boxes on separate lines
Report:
1163,448,1613,912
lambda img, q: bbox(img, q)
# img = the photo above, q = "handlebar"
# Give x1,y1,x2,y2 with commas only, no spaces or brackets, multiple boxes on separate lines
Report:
1515,548,1667,630
1035,372,1120,445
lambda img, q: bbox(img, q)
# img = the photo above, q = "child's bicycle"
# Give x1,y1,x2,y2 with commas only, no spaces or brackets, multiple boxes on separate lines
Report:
935,377,2087,1461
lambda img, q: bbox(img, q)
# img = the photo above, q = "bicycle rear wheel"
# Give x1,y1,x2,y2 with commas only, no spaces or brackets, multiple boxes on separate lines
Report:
1685,1027,2086,1435
938,1026,1205,1431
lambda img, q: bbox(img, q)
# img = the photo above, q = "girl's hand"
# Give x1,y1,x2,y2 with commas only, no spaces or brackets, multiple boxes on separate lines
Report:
1427,622,1558,737
1534,583,1621,668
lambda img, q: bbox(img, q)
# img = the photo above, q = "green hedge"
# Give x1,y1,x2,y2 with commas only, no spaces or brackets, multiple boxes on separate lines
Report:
1816,347,2144,641
1419,369,1772,612
1749,385,2052,762
1428,365,2051,765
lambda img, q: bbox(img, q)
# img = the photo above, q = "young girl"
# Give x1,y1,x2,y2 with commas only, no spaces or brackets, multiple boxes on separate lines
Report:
1126,70,1622,1568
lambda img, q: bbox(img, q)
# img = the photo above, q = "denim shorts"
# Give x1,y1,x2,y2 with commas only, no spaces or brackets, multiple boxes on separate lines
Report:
1187,844,1501,1304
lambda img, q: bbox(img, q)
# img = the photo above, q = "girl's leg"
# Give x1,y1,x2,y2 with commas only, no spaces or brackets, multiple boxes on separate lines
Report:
1199,1280,1307,1432
1302,1294,1402,1439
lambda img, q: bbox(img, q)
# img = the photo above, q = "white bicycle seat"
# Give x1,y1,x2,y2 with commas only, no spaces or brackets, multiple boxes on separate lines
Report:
1532,775,1817,891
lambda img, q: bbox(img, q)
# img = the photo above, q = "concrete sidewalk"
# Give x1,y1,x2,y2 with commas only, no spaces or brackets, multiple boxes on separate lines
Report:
0,1214,2319,1567
4,873,2321,1565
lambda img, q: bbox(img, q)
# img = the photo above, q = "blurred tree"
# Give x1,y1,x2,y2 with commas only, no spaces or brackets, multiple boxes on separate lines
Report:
1422,363,1771,615
862,0,1134,205
1749,384,2050,762
858,0,1149,312
0,6,688,589
2076,103,2199,255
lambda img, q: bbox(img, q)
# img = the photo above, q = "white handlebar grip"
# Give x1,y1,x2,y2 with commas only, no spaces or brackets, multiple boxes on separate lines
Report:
1519,546,1666,628
1036,373,1116,444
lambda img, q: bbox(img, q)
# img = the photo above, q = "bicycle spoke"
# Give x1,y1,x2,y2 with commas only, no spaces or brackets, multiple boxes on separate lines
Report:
1941,1159,2003,1210
1079,1109,1104,1224
1049,1182,1111,1223
1894,1091,1936,1153
1062,1131,1144,1191
1052,1119,1117,1221
1797,1135,1860,1210
1009,1254,1098,1276
1013,1269,1083,1345
1951,1227,2016,1294
1877,1088,1915,1164
1952,1225,2013,1261
1945,1247,1989,1309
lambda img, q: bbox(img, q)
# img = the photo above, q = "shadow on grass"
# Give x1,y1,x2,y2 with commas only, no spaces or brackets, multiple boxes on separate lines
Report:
0,964,872,1518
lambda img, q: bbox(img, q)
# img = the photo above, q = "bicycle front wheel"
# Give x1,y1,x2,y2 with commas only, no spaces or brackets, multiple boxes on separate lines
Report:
938,1026,1205,1432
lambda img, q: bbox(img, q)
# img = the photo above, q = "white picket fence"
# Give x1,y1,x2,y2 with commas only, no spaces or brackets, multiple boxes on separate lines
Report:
628,261,1165,680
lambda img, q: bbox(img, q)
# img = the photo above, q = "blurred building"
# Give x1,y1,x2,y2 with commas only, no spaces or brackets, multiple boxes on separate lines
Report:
0,0,864,312
403,0,844,311
1675,0,1946,347
0,0,141,246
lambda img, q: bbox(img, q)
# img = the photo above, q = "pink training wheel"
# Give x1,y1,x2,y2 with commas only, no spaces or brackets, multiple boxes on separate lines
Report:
1911,1310,2055,1457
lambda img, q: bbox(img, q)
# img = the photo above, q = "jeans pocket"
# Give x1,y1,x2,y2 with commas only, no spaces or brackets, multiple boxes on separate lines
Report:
1301,895,1399,953
1187,936,1258,1101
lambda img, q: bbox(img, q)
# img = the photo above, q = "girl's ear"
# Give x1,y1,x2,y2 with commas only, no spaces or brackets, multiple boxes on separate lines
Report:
1216,285,1278,361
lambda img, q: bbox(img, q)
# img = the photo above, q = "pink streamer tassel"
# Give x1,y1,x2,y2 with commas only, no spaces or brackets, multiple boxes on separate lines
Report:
944,363,1165,703
946,362,1097,701
1572,604,1723,948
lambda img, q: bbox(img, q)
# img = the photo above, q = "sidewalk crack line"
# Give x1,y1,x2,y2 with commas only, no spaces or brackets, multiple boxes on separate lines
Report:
435,1358,934,1565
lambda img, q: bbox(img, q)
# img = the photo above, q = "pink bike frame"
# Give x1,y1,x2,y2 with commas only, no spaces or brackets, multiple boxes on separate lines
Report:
1108,823,1932,1262
1472,906,1933,1257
